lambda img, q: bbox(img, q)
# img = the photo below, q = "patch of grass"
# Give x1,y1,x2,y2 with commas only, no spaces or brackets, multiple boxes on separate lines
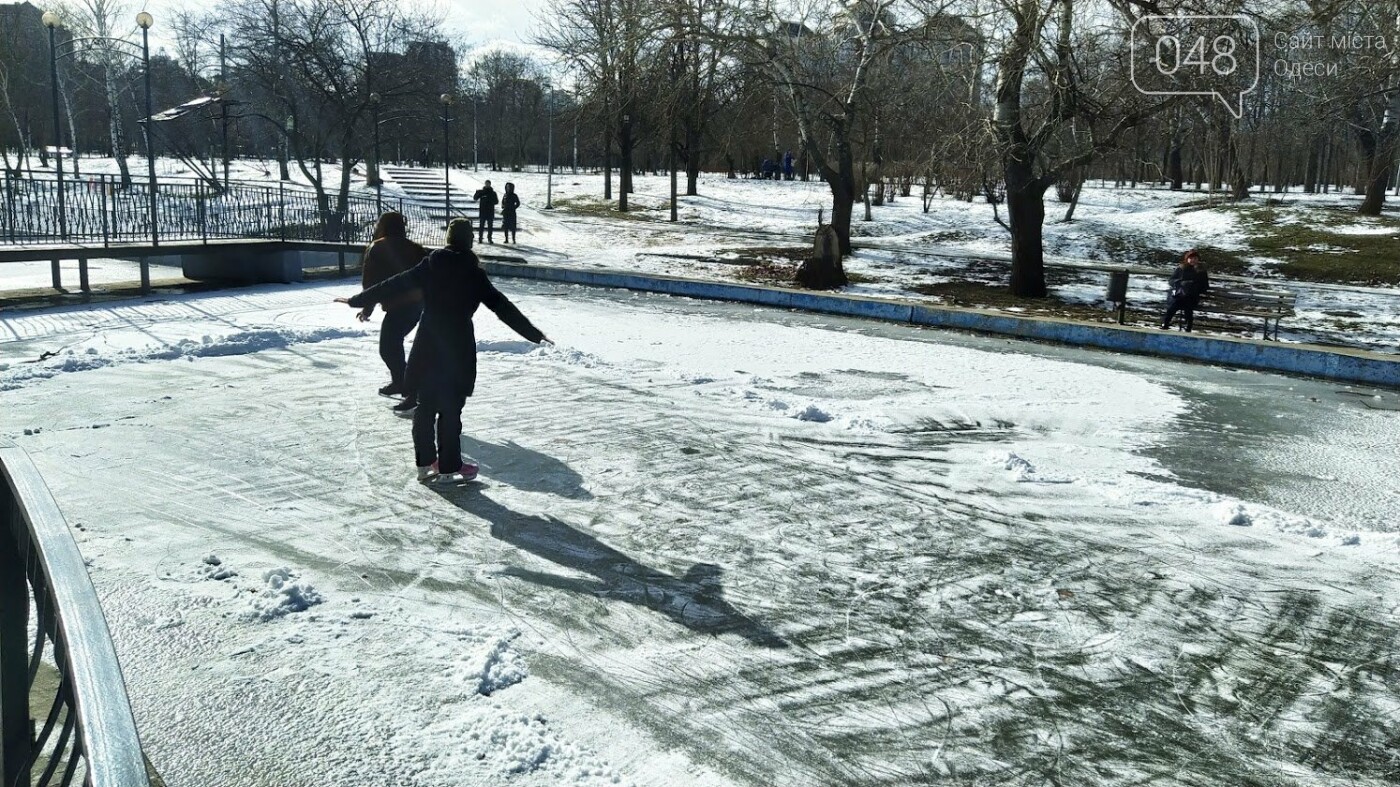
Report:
718,245,809,265
551,196,653,221
1191,202,1400,285
1243,212,1400,286
1099,233,1186,268
911,281,1112,321
916,229,975,244
1098,232,1253,276
735,260,798,285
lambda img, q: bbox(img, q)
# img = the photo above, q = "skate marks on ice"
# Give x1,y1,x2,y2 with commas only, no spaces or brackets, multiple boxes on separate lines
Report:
458,436,593,501
493,371,1400,786
433,485,786,650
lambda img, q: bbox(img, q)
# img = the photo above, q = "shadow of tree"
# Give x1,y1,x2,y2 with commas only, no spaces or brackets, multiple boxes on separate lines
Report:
461,436,593,500
435,486,786,649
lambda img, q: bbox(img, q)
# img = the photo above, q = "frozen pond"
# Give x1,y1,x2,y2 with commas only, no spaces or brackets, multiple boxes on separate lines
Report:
2,279,1397,786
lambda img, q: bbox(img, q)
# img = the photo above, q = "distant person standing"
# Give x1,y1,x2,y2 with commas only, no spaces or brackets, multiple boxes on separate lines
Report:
782,150,795,180
473,180,499,244
1161,249,1210,332
357,212,426,398
500,182,521,244
336,219,550,483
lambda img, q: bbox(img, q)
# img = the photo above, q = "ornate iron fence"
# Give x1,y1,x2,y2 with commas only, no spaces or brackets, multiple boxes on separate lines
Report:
1,439,153,787
0,173,445,249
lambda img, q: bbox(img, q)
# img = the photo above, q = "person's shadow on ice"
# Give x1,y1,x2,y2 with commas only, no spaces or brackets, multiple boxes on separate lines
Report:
460,436,592,500
434,487,787,649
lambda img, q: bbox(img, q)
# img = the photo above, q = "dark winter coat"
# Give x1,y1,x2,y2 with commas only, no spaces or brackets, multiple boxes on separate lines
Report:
473,186,499,215
501,192,520,230
1168,263,1210,303
347,247,543,396
359,213,426,314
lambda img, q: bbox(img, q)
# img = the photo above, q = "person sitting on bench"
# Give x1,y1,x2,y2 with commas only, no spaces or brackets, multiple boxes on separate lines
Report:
1161,249,1209,332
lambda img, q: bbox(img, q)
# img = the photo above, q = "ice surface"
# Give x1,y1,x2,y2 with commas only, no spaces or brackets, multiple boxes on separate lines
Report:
2,278,1397,786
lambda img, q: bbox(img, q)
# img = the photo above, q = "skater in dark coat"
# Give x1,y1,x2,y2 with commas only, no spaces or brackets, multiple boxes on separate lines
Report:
500,183,521,244
473,181,499,244
357,212,426,397
337,218,550,482
1161,249,1210,332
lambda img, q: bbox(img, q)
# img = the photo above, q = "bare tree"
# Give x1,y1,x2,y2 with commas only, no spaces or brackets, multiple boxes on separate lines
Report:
970,0,1181,297
169,4,220,84
467,50,546,170
538,0,667,211
224,0,446,238
57,0,145,186
711,0,924,264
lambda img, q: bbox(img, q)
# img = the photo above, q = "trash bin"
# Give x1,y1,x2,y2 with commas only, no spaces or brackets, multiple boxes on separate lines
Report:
1107,270,1129,303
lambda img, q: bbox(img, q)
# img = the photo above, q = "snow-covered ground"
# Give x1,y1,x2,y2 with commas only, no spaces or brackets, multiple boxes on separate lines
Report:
6,158,1399,350
3,280,1398,786
462,169,1400,352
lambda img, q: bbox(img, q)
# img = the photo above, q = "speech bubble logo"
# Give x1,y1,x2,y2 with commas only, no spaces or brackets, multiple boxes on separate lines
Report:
1131,15,1260,118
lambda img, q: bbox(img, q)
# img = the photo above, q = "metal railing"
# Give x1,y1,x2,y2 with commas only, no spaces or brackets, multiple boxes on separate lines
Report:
0,173,448,249
1,439,152,787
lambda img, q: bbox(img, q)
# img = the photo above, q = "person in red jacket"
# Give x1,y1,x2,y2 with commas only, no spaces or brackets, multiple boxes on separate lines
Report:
337,218,550,483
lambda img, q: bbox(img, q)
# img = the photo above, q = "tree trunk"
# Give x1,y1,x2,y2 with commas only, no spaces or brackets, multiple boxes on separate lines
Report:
60,75,79,176
684,120,700,195
1062,176,1084,222
1168,140,1183,190
1355,119,1397,216
103,65,131,188
603,125,612,201
1005,156,1048,297
1359,160,1392,215
1304,133,1322,193
826,138,857,256
618,119,633,211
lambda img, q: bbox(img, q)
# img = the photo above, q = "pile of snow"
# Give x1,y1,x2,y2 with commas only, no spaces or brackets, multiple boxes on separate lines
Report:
245,567,324,621
791,403,833,423
1214,501,1363,545
447,631,529,697
1000,451,1038,481
199,553,237,581
0,327,364,391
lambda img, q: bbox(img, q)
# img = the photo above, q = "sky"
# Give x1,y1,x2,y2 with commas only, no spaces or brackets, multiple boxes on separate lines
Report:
140,0,550,54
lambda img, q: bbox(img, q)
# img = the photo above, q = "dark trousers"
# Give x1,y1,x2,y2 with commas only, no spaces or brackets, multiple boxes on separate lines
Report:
1162,296,1197,331
379,305,422,386
412,378,467,472
478,212,495,243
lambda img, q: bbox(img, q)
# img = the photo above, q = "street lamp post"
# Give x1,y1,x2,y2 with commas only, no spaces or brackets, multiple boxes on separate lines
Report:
369,92,381,214
472,95,479,173
41,11,66,240
545,82,553,210
219,33,229,190
441,92,453,222
137,11,157,246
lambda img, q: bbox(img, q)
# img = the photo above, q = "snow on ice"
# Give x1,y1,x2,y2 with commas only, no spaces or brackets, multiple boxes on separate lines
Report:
245,568,324,622
2,276,1398,786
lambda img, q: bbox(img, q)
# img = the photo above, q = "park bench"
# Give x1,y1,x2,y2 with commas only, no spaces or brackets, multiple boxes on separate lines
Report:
1102,268,1297,339
1197,283,1297,340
